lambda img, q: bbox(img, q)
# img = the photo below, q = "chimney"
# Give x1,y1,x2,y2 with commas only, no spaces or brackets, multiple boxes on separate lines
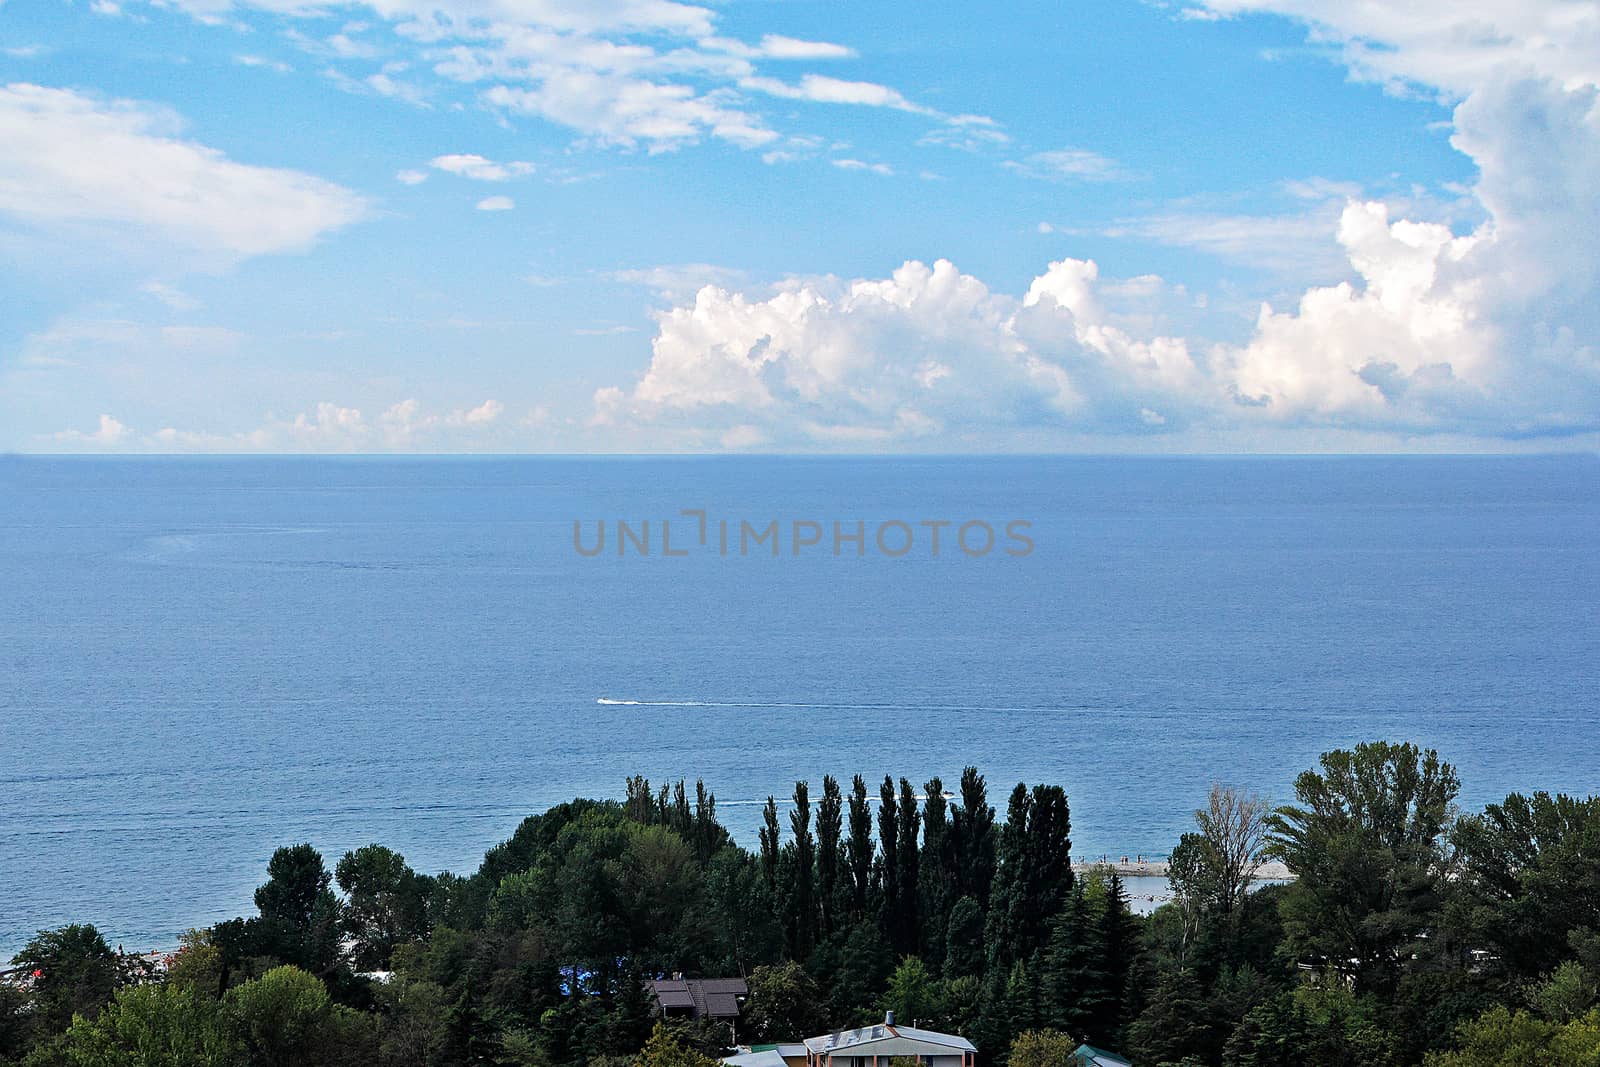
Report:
885,1010,895,1027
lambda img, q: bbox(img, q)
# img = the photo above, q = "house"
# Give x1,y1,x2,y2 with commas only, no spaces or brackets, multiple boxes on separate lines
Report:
723,1046,807,1067
1071,1044,1132,1067
645,976,749,1029
803,1012,977,1067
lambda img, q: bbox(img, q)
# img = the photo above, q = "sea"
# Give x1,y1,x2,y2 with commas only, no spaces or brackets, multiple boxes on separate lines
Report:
1,455,1596,955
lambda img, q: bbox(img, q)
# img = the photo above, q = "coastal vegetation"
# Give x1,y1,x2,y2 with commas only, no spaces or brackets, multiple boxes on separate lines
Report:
3,741,1598,1066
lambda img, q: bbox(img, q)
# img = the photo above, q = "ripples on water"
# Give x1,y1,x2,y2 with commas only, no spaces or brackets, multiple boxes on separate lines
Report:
1,455,1595,954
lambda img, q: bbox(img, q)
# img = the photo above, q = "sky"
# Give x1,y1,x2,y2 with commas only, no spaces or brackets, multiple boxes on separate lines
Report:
1,0,1597,453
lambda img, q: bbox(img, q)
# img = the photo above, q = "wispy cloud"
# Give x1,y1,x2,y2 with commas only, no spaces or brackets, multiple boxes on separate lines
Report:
1003,148,1135,183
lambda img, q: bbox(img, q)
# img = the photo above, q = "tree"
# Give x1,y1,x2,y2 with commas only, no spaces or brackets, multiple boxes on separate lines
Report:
55,981,241,1067
987,784,1074,974
704,848,782,975
920,777,953,969
1008,1028,1078,1067
11,924,128,1034
1126,969,1215,1067
895,778,922,957
951,767,996,909
943,896,985,980
1268,742,1459,993
1451,790,1600,979
818,776,844,938
253,844,343,975
1040,886,1107,1040
789,781,817,956
335,844,432,971
883,956,938,1028
846,775,876,923
633,1021,721,1067
1424,1005,1600,1066
1170,785,1271,941
878,777,900,945
743,961,827,1043
759,797,782,897
225,964,373,1066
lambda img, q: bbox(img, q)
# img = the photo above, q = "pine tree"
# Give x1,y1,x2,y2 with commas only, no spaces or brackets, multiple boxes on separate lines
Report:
1040,886,1109,1040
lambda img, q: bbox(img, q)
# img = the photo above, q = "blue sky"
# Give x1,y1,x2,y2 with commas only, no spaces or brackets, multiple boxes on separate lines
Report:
2,0,1596,452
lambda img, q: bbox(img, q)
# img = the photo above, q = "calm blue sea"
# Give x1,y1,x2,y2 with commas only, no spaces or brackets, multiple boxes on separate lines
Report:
1,455,1596,955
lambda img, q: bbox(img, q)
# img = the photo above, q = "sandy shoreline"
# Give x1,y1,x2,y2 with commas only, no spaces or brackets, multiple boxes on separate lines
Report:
1072,859,1295,881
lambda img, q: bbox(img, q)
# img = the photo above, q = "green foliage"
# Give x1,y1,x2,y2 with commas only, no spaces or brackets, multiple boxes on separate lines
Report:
335,844,432,971
631,1022,719,1067
19,754,1600,1067
1008,1028,1078,1067
1528,961,1599,1023
11,925,128,1035
1424,1005,1600,1066
882,956,937,1027
55,982,239,1067
1269,742,1459,993
1451,791,1600,980
741,962,826,1043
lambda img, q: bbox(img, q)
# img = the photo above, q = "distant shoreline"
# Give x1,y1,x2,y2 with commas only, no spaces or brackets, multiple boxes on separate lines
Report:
1073,858,1295,881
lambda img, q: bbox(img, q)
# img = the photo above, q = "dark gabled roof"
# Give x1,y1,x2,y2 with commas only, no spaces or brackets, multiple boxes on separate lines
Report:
1072,1043,1132,1067
645,977,749,1019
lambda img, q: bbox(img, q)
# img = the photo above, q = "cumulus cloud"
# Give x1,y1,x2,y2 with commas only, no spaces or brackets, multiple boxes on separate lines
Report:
590,0,1600,446
592,258,1206,444
474,194,515,210
740,74,935,114
0,83,366,259
429,152,534,180
832,158,893,176
52,414,131,446
66,398,509,452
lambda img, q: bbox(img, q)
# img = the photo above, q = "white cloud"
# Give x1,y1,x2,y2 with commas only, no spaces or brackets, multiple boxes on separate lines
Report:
741,73,935,115
702,34,855,60
608,262,749,301
395,168,429,184
112,0,973,156
234,53,293,72
1194,0,1600,98
593,258,1207,444
483,76,776,151
429,152,534,180
832,158,893,176
0,83,367,259
1004,148,1133,182
475,194,515,210
52,414,130,446
1097,205,1349,275
140,280,202,310
69,397,509,452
